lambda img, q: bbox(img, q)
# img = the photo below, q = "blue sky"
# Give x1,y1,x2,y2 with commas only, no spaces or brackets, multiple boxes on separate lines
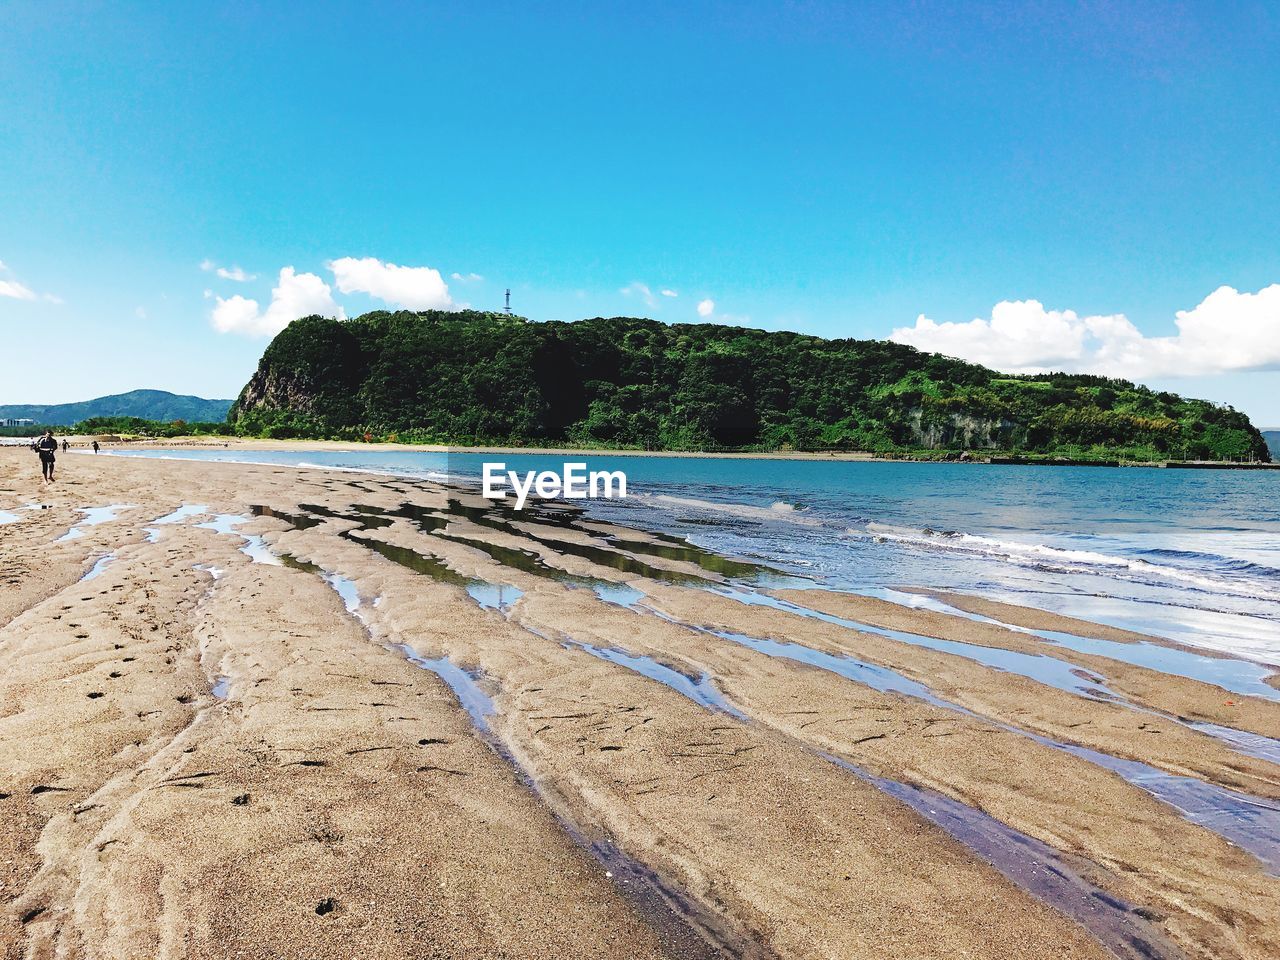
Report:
2,1,1278,424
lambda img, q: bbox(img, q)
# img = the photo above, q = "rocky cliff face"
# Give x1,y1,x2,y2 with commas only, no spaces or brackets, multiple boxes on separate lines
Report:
906,409,1022,450
229,315,363,423
232,367,321,418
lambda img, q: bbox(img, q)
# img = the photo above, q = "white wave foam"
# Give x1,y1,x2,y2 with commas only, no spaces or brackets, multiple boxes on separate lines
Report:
646,493,824,527
862,523,1280,602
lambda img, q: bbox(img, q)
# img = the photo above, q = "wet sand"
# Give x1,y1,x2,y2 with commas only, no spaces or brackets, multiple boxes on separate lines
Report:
2,448,1279,959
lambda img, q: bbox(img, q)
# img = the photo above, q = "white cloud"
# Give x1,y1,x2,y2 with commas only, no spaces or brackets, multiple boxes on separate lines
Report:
135,306,147,320
620,282,682,306
451,272,484,283
211,266,345,337
201,259,256,282
620,281,656,307
889,284,1280,379
697,298,715,318
210,295,262,335
0,279,36,300
329,256,452,310
0,260,58,302
890,300,1092,371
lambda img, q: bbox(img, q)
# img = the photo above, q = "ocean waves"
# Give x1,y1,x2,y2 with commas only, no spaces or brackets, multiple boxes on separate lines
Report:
858,523,1280,604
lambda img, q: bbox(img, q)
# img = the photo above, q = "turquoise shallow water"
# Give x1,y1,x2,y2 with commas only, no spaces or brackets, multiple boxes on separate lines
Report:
101,448,1280,662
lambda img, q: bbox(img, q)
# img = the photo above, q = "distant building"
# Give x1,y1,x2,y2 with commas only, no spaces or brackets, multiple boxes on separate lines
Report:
2,418,36,428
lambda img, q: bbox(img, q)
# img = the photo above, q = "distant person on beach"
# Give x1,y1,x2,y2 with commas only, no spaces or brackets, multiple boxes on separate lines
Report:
92,440,100,453
35,430,58,483
62,439,68,452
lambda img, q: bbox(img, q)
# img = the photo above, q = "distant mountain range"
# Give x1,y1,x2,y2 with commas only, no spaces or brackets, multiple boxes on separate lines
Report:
0,390,233,425
1264,431,1280,460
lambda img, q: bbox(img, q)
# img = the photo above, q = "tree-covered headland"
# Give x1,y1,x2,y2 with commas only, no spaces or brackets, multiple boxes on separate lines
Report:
214,310,1268,462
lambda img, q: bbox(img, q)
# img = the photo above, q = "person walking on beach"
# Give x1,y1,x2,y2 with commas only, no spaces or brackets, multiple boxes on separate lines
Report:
92,440,100,453
62,439,68,453
35,430,58,483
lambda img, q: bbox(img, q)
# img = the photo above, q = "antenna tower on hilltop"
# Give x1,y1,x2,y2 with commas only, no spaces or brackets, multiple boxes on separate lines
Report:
504,289,512,315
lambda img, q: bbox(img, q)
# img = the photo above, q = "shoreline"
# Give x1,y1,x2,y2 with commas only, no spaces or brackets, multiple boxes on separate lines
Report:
2,448,1279,958
11,433,1279,469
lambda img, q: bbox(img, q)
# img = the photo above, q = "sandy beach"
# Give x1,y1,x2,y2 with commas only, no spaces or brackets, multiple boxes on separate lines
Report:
31,435,1278,469
3,448,1279,960
23,435,890,462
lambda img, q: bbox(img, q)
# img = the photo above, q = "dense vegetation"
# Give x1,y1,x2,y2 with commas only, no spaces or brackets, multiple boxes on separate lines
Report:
0,390,233,425
0,424,70,437
0,418,233,439
72,416,235,438
212,309,1263,462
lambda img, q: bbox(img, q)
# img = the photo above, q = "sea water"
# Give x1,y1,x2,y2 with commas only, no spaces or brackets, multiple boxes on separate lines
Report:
101,448,1280,661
